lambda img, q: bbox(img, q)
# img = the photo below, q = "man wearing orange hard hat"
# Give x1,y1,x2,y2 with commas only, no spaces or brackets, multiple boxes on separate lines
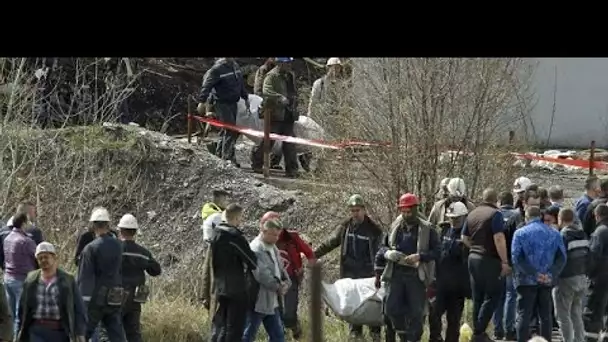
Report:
375,193,440,342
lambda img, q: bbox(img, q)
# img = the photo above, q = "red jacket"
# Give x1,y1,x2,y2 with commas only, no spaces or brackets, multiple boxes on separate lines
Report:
276,229,315,277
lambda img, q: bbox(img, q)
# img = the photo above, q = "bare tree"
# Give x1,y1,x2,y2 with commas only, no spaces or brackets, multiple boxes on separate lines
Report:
313,58,536,223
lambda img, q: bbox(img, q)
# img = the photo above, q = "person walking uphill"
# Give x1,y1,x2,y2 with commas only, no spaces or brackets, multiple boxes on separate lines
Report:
77,207,125,342
3,212,38,337
314,194,383,341
16,242,87,342
197,58,250,166
251,57,300,178
243,218,291,342
117,214,162,342
430,202,471,342
511,206,566,342
210,204,258,342
262,211,316,340
553,208,589,342
462,188,510,342
375,193,440,342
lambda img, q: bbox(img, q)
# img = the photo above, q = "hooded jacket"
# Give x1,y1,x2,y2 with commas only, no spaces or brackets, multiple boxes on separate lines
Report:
559,225,589,278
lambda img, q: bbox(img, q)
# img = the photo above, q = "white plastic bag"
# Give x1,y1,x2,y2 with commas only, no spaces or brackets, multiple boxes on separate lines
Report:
321,277,385,326
236,95,327,155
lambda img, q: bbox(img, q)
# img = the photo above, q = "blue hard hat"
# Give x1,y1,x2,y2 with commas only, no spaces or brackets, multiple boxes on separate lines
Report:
275,57,294,63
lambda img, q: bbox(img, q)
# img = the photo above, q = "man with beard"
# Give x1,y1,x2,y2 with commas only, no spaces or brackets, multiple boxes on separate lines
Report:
375,193,440,342
314,194,383,341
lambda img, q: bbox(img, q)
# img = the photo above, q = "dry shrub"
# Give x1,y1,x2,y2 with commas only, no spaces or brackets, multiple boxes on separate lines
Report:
312,58,536,223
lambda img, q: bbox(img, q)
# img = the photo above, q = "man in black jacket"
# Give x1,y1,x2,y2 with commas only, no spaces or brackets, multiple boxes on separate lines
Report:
554,208,588,342
585,204,608,341
583,177,608,237
198,58,250,166
210,203,257,342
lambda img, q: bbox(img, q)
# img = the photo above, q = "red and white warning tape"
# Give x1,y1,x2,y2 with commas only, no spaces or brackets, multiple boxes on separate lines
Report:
188,114,608,171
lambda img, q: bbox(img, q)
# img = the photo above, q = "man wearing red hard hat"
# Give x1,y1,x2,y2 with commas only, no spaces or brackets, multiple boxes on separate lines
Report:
375,193,440,342
261,211,315,340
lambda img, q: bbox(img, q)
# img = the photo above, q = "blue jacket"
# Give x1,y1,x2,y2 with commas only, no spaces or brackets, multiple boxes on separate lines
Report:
575,194,593,223
198,59,248,104
511,218,567,287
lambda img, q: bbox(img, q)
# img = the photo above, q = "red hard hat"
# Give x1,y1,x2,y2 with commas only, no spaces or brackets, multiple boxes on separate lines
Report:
398,193,419,208
260,211,280,226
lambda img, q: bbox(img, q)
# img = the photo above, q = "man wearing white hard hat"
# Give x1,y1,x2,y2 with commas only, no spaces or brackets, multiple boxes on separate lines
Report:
428,177,476,226
429,202,471,342
74,208,118,267
77,207,126,342
117,214,161,342
512,176,532,213
16,242,87,342
307,57,344,126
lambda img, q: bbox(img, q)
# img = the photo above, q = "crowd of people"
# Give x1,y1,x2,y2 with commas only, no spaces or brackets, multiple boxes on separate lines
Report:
196,57,348,177
200,174,608,342
0,205,162,342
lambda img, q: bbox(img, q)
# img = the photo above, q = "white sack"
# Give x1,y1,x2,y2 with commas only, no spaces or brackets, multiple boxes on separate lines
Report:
322,277,385,327
236,95,326,155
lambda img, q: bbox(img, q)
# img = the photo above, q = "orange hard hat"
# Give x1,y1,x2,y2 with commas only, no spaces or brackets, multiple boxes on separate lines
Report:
398,193,419,208
260,211,280,226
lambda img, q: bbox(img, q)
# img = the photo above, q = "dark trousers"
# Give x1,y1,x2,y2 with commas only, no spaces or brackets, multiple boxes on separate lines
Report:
122,300,142,342
86,304,125,342
468,254,504,336
281,274,300,331
251,121,298,174
515,285,553,342
211,295,248,342
430,290,465,342
29,324,70,342
385,273,426,342
215,102,240,162
584,277,608,336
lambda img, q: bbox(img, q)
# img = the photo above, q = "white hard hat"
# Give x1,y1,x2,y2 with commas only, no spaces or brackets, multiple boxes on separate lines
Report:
89,207,110,222
35,241,56,257
326,57,342,66
118,214,139,229
445,201,469,218
447,178,466,197
513,176,532,193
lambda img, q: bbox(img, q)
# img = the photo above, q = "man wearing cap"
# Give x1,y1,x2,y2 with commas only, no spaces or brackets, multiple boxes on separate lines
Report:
16,242,87,342
3,212,37,336
117,214,161,342
307,58,345,132
429,202,471,342
314,194,383,341
251,57,299,178
513,177,532,211
197,58,250,167
77,207,126,342
375,193,440,342
268,211,316,340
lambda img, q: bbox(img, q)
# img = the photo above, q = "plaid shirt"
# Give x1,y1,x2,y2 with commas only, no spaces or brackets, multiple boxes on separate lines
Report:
33,278,61,320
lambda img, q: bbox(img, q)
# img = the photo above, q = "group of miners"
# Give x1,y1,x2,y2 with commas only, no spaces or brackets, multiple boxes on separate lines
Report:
196,57,347,177
0,204,161,342
200,174,608,342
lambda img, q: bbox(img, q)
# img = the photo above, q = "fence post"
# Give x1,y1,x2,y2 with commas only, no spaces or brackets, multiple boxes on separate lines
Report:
187,96,192,144
263,105,271,178
309,262,323,342
590,140,596,176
